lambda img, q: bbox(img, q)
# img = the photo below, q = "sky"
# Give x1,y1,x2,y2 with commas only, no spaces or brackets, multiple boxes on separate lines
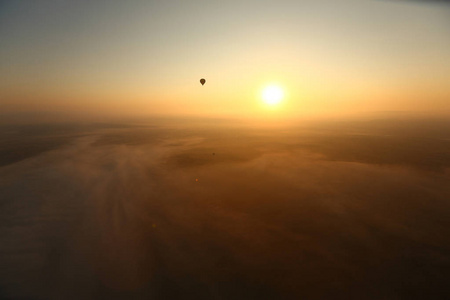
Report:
1,0,450,119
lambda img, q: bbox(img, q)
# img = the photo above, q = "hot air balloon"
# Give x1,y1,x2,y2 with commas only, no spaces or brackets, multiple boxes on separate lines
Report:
200,78,206,86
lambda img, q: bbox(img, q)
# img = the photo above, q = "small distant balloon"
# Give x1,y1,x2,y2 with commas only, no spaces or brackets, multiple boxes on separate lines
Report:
200,78,206,86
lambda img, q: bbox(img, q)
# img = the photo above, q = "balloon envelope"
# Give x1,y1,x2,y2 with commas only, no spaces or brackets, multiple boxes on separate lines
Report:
200,78,206,85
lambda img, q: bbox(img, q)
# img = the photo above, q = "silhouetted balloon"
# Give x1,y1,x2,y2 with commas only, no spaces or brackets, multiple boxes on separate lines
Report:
200,78,206,86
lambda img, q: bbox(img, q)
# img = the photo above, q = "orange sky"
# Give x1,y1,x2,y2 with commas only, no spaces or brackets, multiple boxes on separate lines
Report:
1,0,449,119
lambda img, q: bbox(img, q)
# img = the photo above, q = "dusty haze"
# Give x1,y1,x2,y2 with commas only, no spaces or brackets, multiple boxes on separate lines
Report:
1,116,449,299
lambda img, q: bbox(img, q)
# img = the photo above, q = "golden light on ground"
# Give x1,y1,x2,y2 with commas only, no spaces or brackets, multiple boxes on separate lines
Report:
262,85,284,106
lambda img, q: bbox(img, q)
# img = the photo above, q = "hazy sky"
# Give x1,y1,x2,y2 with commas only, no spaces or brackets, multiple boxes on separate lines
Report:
1,0,449,118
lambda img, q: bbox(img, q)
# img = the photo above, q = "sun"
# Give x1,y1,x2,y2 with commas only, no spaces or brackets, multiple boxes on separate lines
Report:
262,85,284,106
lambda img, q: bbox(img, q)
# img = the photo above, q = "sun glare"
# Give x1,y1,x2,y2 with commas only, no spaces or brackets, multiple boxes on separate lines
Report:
262,85,284,106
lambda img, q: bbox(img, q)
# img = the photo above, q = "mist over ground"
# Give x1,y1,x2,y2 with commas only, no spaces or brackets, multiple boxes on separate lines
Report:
1,116,449,299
